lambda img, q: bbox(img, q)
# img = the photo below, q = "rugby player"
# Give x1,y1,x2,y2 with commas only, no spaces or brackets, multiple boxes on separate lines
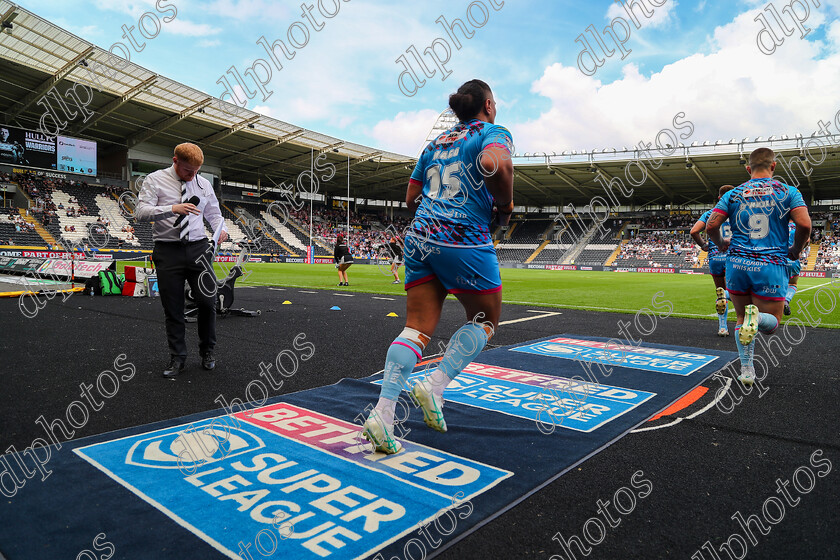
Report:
784,220,799,315
363,79,514,454
706,148,811,386
690,184,735,336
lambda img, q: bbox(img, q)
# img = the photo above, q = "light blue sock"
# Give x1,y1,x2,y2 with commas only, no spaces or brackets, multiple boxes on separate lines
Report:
758,312,779,334
380,338,422,401
734,326,754,367
724,290,730,301
785,285,797,303
718,300,729,330
438,323,489,381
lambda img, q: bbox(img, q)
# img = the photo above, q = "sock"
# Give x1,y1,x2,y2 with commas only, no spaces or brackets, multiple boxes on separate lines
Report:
785,285,797,304
374,397,396,426
734,326,754,367
432,323,490,395
758,312,779,334
379,337,423,403
725,290,730,301
718,299,728,330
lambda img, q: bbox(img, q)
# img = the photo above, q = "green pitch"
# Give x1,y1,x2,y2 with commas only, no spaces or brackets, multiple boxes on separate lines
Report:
220,262,840,328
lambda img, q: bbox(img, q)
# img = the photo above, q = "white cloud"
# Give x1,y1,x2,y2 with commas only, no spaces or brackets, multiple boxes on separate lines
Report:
606,0,678,29
512,7,840,153
164,19,222,36
198,39,221,47
370,109,441,157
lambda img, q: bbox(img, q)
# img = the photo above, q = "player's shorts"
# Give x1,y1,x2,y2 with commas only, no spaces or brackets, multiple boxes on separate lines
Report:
725,256,787,301
708,253,726,276
391,257,404,266
403,234,501,294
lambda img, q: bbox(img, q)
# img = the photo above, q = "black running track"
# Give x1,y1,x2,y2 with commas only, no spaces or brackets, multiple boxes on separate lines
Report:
1,285,838,560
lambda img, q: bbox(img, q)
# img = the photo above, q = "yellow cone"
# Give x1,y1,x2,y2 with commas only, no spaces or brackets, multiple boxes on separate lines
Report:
386,312,398,317
283,300,292,305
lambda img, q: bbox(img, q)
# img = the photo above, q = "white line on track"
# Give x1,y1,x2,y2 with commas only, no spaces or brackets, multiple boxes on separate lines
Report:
267,287,285,291
298,291,317,294
631,376,732,433
372,296,395,300
333,293,354,297
499,311,562,325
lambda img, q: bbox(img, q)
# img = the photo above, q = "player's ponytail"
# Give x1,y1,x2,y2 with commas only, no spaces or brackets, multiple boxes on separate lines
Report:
449,79,492,122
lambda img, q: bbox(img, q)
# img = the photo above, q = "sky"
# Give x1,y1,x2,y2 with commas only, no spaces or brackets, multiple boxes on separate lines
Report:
18,0,840,158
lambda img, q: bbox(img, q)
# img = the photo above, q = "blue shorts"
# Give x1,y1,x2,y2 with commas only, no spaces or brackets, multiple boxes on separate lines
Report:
708,253,726,276
725,256,787,301
403,235,501,294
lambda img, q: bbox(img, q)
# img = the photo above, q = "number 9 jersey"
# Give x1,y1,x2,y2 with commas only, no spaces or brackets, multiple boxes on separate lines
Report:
712,178,806,265
408,119,514,248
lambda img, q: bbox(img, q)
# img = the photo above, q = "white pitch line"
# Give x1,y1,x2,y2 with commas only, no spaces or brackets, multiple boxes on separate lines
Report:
372,296,395,300
796,281,832,294
333,293,354,297
267,287,285,291
298,290,317,294
499,311,562,325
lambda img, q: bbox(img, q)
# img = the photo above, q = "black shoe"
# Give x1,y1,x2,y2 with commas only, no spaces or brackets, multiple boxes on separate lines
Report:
201,351,216,371
783,301,791,316
162,357,185,378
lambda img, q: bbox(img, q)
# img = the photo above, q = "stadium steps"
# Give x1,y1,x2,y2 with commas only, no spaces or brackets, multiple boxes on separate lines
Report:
18,208,54,248
604,240,627,266
221,202,292,254
806,243,819,270
504,222,518,240
525,239,551,263
561,221,602,264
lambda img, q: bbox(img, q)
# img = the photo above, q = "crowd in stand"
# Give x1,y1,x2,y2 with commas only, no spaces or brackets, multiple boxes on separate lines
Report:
617,231,700,266
290,204,412,258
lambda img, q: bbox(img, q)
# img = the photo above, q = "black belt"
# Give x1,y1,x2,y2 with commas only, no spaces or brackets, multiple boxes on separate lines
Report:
155,238,208,245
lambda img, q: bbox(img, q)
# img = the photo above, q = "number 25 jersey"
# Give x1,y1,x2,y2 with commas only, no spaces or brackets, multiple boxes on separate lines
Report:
408,119,513,248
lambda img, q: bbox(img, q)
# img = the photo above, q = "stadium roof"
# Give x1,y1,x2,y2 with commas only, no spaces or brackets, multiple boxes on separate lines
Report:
1,1,839,208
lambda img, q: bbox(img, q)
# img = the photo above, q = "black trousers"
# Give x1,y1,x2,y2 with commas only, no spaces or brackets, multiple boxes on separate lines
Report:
152,240,217,361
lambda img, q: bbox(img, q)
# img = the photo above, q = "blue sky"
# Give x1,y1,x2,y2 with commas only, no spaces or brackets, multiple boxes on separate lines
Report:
20,0,840,157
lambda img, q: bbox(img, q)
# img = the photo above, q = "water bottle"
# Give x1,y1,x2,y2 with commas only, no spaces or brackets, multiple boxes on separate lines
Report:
89,287,94,297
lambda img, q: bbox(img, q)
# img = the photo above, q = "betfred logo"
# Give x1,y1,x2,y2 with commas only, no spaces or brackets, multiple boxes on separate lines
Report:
125,422,265,470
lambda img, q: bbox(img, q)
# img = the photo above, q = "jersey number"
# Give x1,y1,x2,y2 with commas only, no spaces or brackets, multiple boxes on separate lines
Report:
426,162,462,201
748,214,770,239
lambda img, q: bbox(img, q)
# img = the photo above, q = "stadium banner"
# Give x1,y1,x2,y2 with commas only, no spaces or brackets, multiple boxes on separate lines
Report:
510,337,718,376
800,271,826,278
37,259,112,279
373,362,656,433
0,256,46,274
74,402,511,560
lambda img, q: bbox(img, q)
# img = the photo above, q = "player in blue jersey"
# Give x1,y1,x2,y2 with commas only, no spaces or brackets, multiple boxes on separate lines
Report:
691,185,735,336
707,148,811,386
784,220,799,315
362,79,514,454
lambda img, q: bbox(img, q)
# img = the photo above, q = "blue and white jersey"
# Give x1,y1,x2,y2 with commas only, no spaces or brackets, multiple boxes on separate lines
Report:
408,119,513,248
698,209,730,255
713,178,806,265
788,220,797,248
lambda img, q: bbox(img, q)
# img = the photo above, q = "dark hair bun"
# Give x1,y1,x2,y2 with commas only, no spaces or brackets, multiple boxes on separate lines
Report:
449,79,492,122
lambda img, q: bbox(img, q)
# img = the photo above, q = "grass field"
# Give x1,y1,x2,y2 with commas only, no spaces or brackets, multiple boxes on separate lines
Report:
176,262,840,328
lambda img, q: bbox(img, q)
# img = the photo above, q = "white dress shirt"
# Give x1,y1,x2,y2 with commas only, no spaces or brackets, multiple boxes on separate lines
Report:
135,165,227,242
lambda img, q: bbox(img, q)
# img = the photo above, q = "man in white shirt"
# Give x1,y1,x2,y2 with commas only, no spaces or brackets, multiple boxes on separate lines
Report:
135,143,228,378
